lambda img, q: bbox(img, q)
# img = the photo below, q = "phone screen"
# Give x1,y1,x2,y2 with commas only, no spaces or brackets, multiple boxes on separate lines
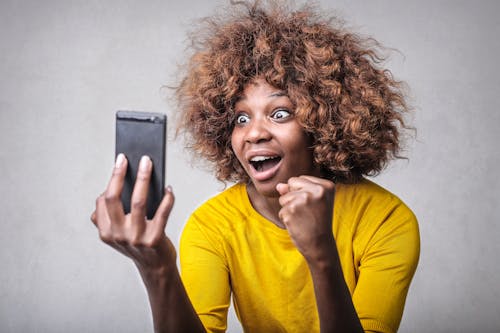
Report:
115,111,166,219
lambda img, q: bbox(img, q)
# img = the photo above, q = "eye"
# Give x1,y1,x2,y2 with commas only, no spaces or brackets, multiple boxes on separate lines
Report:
271,109,292,120
236,113,250,124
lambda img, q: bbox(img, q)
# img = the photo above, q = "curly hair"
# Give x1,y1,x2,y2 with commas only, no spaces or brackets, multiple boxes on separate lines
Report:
176,0,412,184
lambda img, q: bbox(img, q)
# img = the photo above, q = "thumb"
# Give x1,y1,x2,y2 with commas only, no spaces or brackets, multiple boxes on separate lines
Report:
276,183,290,196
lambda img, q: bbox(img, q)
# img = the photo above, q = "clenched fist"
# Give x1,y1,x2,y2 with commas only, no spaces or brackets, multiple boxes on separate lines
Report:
276,175,336,264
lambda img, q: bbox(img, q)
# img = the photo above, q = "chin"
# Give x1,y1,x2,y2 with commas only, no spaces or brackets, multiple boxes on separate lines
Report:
252,181,280,198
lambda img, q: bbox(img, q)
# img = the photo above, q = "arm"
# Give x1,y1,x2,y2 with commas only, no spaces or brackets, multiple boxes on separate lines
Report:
306,239,364,333
139,264,205,333
179,218,232,333
277,176,363,333
277,177,419,333
91,154,205,333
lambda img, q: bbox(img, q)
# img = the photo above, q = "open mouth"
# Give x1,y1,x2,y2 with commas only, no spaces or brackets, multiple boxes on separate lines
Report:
249,155,282,173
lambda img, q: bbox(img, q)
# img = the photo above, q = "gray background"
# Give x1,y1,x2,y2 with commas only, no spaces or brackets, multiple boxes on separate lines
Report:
1,0,499,332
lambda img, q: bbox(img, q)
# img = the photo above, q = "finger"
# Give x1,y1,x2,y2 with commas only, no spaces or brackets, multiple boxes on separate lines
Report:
286,176,314,192
152,186,175,235
276,183,289,196
288,176,335,195
278,206,291,225
104,154,127,223
129,156,152,235
299,175,335,188
278,188,307,208
95,194,114,244
278,191,294,207
300,176,336,199
95,192,135,258
90,191,106,227
90,210,97,225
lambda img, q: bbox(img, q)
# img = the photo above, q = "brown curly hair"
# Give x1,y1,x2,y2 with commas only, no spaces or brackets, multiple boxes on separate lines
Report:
176,0,412,184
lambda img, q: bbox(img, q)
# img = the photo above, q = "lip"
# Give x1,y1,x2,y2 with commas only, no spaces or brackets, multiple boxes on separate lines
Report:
245,149,281,161
245,150,283,182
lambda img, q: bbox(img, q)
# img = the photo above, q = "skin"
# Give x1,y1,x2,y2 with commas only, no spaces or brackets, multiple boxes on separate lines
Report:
276,177,363,332
91,78,363,332
91,155,205,333
232,79,364,332
231,78,321,226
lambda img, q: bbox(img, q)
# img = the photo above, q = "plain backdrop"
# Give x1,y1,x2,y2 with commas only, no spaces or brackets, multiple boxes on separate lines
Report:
1,0,499,332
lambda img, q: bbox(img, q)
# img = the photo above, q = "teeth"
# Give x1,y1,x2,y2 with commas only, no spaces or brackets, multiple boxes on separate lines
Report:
250,156,277,162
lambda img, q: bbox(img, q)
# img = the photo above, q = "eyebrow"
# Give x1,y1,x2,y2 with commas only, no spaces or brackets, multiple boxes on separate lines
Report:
269,91,287,98
235,90,288,102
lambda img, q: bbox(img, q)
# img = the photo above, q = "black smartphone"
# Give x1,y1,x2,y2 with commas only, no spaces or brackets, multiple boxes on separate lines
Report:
115,110,167,219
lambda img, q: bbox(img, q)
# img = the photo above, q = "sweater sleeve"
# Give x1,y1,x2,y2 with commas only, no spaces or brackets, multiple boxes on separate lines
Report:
180,214,231,333
353,201,420,333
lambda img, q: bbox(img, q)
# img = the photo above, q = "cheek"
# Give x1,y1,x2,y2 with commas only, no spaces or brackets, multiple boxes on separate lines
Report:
230,131,244,161
290,130,315,164
289,128,311,150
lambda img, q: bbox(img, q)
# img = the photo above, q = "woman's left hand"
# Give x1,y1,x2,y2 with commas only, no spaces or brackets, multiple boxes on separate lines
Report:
276,176,336,263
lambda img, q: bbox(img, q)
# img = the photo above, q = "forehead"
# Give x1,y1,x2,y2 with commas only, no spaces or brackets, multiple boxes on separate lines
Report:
235,79,288,103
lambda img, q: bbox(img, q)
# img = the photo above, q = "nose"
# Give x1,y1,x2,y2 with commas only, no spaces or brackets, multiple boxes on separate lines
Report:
245,117,272,144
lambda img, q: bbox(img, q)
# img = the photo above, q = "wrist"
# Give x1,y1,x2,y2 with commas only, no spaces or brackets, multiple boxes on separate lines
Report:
135,238,178,281
304,236,341,273
137,260,177,288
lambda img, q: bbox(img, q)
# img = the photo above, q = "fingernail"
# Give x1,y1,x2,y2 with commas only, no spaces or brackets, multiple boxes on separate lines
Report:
115,153,125,168
166,185,173,192
140,155,151,171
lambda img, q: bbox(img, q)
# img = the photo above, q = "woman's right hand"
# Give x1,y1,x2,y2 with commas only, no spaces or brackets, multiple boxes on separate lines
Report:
91,154,176,275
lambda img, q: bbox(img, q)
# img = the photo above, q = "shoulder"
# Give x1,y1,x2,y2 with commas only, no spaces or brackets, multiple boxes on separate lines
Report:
190,183,249,221
337,178,404,205
336,178,417,225
338,180,420,332
180,183,254,262
183,182,250,237
335,178,419,256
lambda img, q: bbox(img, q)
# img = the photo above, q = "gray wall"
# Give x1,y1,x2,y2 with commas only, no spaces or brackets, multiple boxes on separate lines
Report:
1,0,499,332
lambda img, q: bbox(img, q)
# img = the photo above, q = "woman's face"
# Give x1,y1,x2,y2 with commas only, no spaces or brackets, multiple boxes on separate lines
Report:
231,79,320,197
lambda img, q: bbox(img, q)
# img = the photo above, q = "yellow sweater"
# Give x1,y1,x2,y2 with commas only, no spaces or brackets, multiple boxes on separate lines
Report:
180,179,419,333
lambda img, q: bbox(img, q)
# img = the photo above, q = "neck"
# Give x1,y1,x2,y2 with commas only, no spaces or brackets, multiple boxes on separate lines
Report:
246,183,286,228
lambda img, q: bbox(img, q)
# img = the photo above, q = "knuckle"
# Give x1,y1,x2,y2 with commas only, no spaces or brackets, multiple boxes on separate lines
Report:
157,192,174,213
130,236,143,248
104,192,119,205
90,211,97,223
136,172,150,182
125,226,143,247
298,192,310,204
165,192,175,208
278,210,287,222
155,210,169,225
95,194,106,209
144,235,162,248
106,230,127,246
325,181,335,190
142,239,155,248
131,198,146,211
99,230,113,244
114,236,128,246
316,186,326,197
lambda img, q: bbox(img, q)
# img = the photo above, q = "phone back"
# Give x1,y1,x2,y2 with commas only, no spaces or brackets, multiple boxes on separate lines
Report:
115,111,166,219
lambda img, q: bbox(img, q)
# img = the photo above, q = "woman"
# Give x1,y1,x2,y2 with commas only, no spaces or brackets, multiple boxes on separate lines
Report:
91,1,419,332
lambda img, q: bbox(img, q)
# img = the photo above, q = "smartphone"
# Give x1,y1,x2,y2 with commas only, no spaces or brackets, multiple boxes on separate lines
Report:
115,110,167,219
